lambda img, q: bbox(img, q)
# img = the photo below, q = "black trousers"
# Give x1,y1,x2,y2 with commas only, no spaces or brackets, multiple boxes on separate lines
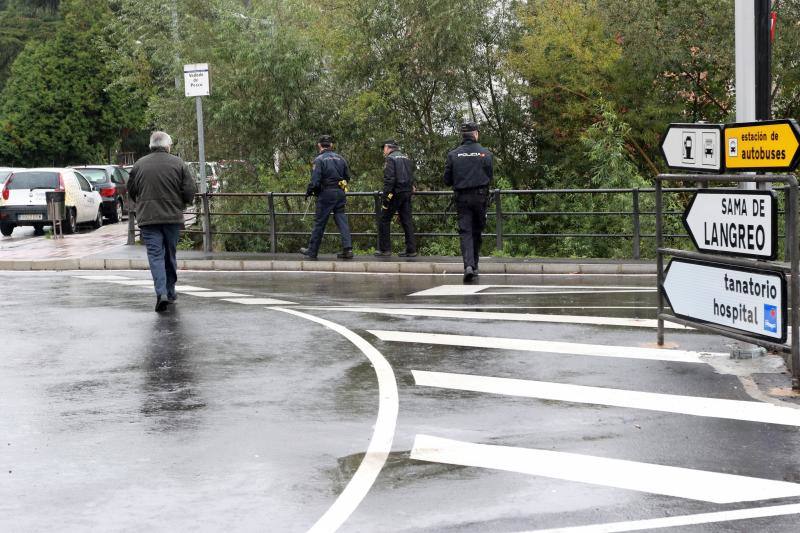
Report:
378,191,416,253
306,188,352,256
455,189,488,269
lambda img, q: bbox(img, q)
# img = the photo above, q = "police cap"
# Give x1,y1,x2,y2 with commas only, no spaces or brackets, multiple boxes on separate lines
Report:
381,139,399,149
318,134,334,146
460,122,479,133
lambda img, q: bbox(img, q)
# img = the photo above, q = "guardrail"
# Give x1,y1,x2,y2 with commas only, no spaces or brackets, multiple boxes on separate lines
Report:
125,187,793,259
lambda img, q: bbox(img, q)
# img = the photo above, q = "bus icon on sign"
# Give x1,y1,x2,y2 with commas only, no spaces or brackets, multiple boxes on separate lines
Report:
729,138,738,157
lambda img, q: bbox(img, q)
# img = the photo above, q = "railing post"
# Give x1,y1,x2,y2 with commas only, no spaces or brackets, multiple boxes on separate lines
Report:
494,189,503,251
201,193,212,253
632,188,641,260
267,192,277,253
374,191,382,250
127,208,136,245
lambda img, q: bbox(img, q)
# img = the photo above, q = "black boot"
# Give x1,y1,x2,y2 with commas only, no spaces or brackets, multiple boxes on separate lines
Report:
337,248,354,259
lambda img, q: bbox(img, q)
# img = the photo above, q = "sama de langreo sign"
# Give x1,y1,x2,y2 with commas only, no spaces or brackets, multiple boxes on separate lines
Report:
682,190,778,260
663,258,787,342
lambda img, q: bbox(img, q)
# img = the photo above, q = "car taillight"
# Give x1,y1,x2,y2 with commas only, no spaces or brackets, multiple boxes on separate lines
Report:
2,175,11,200
55,173,65,192
100,187,116,197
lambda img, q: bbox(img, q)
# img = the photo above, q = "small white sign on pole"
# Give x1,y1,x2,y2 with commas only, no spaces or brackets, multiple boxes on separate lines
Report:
663,258,786,342
683,190,778,260
184,63,210,97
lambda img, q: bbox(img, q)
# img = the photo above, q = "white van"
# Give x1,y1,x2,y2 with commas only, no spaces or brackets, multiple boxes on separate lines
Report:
0,168,103,236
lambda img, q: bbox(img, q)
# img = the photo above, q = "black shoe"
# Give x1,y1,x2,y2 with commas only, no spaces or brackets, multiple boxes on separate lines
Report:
300,247,317,260
155,295,170,313
168,294,178,303
398,251,417,258
337,248,354,260
463,266,476,283
374,250,392,257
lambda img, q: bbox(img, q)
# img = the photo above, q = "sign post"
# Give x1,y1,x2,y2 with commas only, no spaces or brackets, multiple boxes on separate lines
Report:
183,63,211,252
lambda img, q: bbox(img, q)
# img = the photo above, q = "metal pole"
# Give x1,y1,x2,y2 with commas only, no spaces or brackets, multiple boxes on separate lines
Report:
195,95,211,253
632,188,641,260
374,191,382,250
789,181,800,390
494,189,503,251
755,0,772,121
127,209,136,245
736,0,757,192
268,192,277,253
655,178,665,346
202,193,212,253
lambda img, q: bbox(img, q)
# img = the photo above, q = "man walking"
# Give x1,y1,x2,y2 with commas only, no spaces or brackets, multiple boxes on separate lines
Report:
128,131,197,312
300,135,353,260
375,139,417,258
443,122,493,283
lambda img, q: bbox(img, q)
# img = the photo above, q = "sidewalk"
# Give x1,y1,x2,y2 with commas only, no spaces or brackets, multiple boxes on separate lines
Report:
0,237,657,274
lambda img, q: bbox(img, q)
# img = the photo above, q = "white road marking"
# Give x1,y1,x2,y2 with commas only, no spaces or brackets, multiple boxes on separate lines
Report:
413,370,800,426
319,307,688,330
173,285,212,292
221,298,296,305
477,290,654,296
107,280,154,286
521,503,800,532
410,285,653,297
270,308,398,533
179,291,251,298
369,330,714,363
410,435,800,504
73,275,130,281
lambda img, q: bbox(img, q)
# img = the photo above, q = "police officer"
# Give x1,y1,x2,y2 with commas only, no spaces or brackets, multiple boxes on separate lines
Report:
375,139,417,257
300,135,353,260
443,122,493,282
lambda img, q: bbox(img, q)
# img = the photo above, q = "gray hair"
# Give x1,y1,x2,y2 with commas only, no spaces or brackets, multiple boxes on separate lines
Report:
149,131,173,150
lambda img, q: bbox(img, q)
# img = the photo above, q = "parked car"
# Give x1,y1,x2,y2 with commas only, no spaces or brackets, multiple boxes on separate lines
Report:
0,167,25,187
0,168,103,236
72,165,129,223
188,161,221,193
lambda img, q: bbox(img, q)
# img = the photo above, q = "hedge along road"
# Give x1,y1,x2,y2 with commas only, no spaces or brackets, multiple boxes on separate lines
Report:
3,270,800,532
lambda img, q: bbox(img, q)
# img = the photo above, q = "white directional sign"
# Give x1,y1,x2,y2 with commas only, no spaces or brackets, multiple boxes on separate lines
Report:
184,63,210,97
683,190,778,260
660,123,724,172
663,258,786,342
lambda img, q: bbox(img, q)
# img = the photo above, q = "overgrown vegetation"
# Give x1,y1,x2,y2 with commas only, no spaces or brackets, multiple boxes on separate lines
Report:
1,0,799,257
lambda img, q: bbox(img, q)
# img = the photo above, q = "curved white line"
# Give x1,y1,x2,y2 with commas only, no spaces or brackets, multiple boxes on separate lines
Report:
269,307,399,533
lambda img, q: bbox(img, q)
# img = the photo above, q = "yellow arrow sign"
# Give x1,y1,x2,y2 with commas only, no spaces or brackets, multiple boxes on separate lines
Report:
724,120,800,172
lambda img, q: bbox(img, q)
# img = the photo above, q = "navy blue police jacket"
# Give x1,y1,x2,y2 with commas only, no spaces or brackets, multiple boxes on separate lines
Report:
309,149,351,192
443,139,493,191
383,149,415,196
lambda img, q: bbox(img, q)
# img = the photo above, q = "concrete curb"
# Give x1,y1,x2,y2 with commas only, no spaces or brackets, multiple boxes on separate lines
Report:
0,257,658,275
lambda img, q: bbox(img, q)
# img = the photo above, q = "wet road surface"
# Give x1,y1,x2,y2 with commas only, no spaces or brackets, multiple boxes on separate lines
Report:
2,271,800,532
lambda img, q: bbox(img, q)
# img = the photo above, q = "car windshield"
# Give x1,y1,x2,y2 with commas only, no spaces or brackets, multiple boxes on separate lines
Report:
6,172,60,190
75,168,109,184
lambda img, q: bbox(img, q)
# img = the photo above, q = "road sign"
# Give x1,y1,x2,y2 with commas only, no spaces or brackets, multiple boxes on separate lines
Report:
724,119,800,171
660,123,724,172
184,63,210,97
663,258,786,342
683,190,778,260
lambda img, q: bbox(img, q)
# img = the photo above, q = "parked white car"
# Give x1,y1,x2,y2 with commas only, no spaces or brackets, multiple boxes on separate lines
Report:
0,168,103,236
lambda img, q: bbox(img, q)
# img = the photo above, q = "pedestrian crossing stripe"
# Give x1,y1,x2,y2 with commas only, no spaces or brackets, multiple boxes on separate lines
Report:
369,330,716,363
410,435,800,504
412,370,800,426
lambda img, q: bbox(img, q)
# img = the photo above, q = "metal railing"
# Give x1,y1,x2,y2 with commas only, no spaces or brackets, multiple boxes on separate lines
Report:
126,187,793,259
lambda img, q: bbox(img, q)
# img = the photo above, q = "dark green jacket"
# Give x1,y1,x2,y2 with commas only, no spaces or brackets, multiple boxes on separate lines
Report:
128,149,197,226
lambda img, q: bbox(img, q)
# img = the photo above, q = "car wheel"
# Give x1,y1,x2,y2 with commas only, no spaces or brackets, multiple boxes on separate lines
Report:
0,223,14,237
33,224,45,236
92,208,103,229
63,208,77,234
110,199,122,223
